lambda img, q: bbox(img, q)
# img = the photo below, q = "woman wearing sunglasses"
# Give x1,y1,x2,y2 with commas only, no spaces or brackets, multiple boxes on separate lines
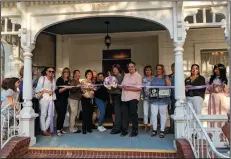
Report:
35,67,56,136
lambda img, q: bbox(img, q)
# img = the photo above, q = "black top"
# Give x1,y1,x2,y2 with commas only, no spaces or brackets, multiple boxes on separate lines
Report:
55,77,69,100
95,80,109,101
185,75,206,99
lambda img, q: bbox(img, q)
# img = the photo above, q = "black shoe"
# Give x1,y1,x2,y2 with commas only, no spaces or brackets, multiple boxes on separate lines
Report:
120,131,128,137
87,129,92,133
165,127,171,134
110,129,121,134
151,130,157,137
75,130,81,133
129,130,138,137
82,130,87,134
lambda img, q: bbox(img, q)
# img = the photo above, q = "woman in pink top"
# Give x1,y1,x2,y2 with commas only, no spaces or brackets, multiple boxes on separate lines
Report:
120,61,142,137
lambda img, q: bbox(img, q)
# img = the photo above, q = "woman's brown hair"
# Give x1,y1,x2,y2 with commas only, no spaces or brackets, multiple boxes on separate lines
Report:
62,67,71,82
143,65,152,76
156,64,166,75
191,64,200,76
7,77,20,92
72,70,80,79
112,64,123,74
1,78,10,90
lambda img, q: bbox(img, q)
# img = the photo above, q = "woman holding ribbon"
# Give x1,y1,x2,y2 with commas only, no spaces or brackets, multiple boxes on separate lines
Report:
110,64,124,135
142,65,153,132
35,67,56,136
150,64,171,138
185,64,206,115
81,70,96,134
120,61,142,137
55,67,72,136
208,64,229,116
68,70,82,133
94,72,109,132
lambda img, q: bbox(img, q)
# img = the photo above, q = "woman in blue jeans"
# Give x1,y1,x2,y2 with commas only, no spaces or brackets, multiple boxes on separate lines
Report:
95,73,109,132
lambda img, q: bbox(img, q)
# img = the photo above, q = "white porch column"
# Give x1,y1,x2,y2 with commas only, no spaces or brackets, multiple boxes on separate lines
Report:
19,45,38,146
173,41,186,139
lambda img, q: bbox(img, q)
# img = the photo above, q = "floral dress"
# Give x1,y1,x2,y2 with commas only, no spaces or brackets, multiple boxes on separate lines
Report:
1,89,19,139
208,77,229,116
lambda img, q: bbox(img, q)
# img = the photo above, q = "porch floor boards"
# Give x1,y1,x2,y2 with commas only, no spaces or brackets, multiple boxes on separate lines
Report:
33,128,175,151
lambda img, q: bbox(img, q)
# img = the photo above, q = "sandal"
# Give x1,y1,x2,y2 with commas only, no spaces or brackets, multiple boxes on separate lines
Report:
57,130,63,136
61,129,68,134
159,131,165,138
43,131,52,136
151,130,157,137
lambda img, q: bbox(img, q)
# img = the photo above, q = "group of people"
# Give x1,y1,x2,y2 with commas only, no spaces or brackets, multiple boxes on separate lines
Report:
0,61,229,139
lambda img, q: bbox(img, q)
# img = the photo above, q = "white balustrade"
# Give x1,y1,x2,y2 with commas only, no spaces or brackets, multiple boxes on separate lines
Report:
183,102,229,158
1,102,22,149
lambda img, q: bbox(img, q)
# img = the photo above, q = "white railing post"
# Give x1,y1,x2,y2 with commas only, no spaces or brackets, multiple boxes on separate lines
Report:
19,45,38,146
173,41,186,139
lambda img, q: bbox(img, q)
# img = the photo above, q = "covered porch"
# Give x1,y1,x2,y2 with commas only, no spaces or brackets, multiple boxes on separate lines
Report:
1,1,230,158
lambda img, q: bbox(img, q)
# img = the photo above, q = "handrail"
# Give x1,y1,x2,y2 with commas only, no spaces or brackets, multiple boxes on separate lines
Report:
184,102,229,158
1,102,21,149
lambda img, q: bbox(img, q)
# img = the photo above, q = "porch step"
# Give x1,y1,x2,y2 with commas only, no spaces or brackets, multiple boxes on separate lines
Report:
22,147,177,158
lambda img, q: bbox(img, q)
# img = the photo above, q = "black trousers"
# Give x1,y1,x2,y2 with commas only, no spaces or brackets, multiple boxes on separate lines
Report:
55,99,68,130
121,99,139,131
81,97,93,131
111,94,122,130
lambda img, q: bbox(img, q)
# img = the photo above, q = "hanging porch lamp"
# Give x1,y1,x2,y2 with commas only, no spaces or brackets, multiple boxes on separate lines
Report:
104,21,111,49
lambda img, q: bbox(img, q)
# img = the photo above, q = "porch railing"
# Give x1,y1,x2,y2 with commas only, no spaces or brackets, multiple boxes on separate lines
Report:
1,102,22,149
183,102,229,158
198,114,229,148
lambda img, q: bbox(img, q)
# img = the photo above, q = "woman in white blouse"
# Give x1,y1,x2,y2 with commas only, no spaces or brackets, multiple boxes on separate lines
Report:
35,67,56,136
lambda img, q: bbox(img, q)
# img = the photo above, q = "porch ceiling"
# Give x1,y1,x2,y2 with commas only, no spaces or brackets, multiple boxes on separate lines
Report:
44,17,166,35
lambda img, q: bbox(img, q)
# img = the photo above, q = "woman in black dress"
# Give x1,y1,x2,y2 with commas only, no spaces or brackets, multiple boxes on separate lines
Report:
55,67,72,136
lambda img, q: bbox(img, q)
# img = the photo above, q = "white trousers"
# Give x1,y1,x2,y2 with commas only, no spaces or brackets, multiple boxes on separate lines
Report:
187,96,203,115
143,99,152,125
39,98,53,131
151,104,168,131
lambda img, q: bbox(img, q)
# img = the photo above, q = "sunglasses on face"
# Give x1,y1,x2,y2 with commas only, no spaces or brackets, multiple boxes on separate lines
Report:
48,70,55,73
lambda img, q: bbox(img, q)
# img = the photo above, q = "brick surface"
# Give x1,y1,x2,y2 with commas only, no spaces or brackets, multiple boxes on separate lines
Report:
176,139,195,159
2,137,198,159
20,149,177,158
1,137,30,158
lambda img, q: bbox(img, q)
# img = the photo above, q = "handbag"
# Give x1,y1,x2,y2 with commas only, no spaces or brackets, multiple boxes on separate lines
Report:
34,77,45,99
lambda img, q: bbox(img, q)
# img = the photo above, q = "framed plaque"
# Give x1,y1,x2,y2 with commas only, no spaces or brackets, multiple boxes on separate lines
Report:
158,88,171,97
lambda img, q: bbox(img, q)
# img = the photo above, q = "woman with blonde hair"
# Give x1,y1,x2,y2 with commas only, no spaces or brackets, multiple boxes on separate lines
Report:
55,67,72,136
150,64,171,138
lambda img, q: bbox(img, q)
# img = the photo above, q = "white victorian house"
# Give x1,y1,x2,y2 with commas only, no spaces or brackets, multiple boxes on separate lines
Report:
1,1,230,157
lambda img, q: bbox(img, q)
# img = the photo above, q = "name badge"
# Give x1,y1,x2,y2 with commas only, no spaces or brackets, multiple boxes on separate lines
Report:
149,88,171,98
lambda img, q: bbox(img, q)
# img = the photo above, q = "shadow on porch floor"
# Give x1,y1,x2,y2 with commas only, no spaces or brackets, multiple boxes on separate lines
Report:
33,128,175,151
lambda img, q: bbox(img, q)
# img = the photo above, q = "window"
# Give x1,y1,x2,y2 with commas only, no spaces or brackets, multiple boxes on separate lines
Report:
1,43,5,80
201,49,229,81
102,49,131,74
